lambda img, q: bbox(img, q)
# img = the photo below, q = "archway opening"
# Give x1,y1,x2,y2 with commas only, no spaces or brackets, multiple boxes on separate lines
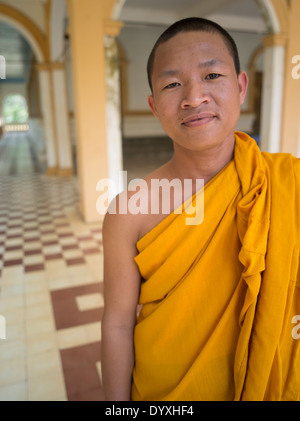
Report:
3,93,29,132
0,15,48,174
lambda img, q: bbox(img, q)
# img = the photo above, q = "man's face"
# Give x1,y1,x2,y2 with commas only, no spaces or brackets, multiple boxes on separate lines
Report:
148,31,248,153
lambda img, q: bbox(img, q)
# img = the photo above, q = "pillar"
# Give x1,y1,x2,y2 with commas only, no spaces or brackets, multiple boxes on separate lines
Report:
51,62,73,176
260,33,286,153
36,64,57,174
280,0,300,156
67,0,121,222
104,21,124,199
36,61,73,175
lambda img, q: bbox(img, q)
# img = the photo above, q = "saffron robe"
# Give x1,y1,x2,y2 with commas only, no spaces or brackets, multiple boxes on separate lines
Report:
132,132,300,401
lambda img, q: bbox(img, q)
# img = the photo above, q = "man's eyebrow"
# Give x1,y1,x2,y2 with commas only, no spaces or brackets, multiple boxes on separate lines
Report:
158,59,224,79
158,69,181,79
198,58,223,68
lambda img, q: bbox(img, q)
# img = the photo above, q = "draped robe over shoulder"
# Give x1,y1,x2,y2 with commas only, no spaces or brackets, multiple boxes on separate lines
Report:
132,132,300,401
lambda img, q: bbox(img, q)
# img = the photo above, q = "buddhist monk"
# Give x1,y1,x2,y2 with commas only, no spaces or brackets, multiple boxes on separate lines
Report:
101,17,300,401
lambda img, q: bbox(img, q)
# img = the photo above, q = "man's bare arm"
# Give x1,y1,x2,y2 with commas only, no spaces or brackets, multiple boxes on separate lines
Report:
101,209,141,401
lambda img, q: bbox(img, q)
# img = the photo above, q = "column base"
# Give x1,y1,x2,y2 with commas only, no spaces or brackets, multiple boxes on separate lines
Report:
46,166,58,176
46,167,74,176
58,167,73,177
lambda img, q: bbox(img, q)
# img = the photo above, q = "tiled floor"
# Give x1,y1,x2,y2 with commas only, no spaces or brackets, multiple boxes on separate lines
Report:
0,130,173,401
0,132,104,400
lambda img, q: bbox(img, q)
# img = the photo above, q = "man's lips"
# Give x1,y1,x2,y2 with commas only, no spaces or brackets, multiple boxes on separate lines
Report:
181,113,216,127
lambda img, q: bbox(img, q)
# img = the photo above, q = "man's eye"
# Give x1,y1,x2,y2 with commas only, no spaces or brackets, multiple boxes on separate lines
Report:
164,82,180,89
206,73,221,80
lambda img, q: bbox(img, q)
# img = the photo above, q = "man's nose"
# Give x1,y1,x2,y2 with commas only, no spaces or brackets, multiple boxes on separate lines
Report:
180,81,210,109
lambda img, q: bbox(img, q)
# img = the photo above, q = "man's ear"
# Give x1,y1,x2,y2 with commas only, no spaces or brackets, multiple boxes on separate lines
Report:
238,71,248,106
148,95,159,119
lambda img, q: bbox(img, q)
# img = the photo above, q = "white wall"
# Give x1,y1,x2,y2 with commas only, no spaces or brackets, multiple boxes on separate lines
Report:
118,24,165,111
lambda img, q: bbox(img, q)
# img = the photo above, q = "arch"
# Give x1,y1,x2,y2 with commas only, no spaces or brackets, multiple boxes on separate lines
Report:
270,0,289,34
255,0,289,152
256,0,288,34
111,0,126,20
0,3,48,62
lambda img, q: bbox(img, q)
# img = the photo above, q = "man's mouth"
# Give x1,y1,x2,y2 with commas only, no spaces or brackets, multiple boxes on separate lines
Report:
181,113,216,127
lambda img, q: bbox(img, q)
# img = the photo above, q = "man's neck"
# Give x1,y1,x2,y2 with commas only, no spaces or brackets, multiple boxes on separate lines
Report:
169,134,236,187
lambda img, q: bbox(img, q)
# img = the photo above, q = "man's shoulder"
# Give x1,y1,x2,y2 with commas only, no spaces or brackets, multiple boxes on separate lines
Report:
103,160,177,242
102,198,141,253
261,152,300,192
102,177,157,245
103,189,143,229
262,151,299,172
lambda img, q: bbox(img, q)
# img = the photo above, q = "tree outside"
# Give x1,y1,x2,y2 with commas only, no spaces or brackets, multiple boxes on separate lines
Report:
3,94,28,124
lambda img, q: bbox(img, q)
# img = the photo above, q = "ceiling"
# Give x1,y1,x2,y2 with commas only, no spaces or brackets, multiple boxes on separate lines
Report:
122,0,261,15
0,0,266,85
119,0,266,30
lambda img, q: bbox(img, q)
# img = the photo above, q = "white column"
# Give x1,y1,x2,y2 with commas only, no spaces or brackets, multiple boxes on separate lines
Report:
260,35,286,153
52,65,73,175
37,67,57,172
104,24,124,198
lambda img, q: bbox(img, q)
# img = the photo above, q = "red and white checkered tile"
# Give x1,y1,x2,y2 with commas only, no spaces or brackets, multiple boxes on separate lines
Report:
0,131,172,400
0,173,104,401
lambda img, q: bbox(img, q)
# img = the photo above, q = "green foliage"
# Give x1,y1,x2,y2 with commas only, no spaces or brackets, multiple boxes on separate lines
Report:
3,94,28,124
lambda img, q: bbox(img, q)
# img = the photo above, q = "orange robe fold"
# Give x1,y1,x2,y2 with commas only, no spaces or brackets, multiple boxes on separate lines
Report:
132,132,300,401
